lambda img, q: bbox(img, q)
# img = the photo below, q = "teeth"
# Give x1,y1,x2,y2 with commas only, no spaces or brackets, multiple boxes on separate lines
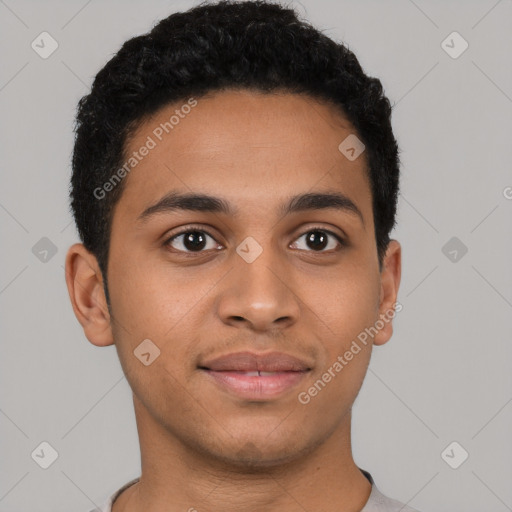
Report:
238,371,278,376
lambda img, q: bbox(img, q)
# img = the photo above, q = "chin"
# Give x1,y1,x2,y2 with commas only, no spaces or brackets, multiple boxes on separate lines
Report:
201,430,316,471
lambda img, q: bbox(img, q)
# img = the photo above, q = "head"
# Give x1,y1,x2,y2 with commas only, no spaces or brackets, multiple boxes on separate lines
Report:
66,0,401,467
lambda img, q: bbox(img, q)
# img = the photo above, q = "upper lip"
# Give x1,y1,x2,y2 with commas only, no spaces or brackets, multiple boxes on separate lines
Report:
199,351,312,372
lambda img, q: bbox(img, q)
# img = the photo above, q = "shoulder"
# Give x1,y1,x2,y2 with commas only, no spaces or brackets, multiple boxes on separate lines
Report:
87,478,140,512
360,469,421,512
363,486,421,512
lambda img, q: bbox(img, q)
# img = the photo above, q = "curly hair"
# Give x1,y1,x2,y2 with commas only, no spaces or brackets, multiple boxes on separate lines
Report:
70,0,400,294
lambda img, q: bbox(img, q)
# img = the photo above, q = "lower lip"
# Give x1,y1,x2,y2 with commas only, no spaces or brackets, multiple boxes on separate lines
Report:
201,370,309,400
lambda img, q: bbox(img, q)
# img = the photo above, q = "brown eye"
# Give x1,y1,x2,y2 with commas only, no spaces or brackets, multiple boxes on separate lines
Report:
165,230,220,253
291,229,344,252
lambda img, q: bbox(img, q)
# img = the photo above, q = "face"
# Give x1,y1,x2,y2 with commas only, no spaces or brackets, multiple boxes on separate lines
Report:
67,89,401,467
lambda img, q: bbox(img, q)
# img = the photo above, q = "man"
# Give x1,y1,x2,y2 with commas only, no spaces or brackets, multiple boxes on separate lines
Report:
65,1,416,510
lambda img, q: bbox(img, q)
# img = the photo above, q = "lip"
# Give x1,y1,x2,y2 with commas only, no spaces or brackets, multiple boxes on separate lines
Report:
199,351,312,372
198,351,312,401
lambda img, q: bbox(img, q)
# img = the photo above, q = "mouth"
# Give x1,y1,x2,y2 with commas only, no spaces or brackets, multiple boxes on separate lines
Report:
198,351,312,401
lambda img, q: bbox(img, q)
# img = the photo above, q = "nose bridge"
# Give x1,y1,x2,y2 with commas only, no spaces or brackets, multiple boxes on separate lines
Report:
217,234,299,331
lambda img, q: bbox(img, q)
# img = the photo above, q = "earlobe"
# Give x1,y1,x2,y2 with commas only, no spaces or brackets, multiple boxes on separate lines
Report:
64,243,114,347
373,239,402,346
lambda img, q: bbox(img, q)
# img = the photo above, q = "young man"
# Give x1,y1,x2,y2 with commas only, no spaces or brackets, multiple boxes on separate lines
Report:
65,1,415,510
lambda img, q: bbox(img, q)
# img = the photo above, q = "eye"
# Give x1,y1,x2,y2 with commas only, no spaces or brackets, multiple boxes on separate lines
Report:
164,229,221,253
290,229,344,252
163,226,345,255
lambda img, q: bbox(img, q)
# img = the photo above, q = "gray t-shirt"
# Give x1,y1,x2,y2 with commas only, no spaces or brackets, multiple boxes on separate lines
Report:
89,469,420,512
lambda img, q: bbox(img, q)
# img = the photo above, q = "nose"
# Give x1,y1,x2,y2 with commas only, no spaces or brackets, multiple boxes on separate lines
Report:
215,243,300,333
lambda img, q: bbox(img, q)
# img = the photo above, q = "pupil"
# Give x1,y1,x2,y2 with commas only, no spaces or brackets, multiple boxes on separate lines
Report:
184,232,206,251
307,231,327,250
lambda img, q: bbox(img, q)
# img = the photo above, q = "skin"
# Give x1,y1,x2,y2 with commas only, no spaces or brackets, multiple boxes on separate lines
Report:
65,89,401,512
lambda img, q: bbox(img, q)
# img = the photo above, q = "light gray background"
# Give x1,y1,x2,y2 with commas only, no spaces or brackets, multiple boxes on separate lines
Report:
1,1,511,511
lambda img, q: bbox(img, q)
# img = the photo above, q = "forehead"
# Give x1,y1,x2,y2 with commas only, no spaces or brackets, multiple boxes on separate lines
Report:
113,89,372,224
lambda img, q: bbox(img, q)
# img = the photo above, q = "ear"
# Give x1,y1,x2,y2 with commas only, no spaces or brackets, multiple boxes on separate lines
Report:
64,243,114,347
373,239,402,346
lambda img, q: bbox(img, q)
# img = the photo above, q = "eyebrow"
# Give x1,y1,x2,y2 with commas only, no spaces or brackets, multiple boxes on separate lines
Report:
137,190,364,226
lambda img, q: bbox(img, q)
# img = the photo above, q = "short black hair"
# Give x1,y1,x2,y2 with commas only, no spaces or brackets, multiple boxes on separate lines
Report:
70,0,400,302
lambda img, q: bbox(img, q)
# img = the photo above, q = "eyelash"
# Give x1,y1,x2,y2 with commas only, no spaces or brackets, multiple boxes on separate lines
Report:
163,225,346,255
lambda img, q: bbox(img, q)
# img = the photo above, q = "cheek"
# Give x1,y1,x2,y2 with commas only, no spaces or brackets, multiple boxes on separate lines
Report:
306,265,380,346
109,290,197,423
108,257,214,379
108,254,197,335
290,266,378,399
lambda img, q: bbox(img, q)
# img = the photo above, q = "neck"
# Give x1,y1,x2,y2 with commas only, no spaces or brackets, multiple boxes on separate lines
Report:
113,396,371,512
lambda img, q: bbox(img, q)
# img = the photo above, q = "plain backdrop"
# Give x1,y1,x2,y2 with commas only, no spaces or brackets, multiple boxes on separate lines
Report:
1,1,511,511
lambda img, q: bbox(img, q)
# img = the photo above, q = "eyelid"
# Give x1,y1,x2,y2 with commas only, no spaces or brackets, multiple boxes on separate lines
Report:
163,224,221,248
290,227,346,251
